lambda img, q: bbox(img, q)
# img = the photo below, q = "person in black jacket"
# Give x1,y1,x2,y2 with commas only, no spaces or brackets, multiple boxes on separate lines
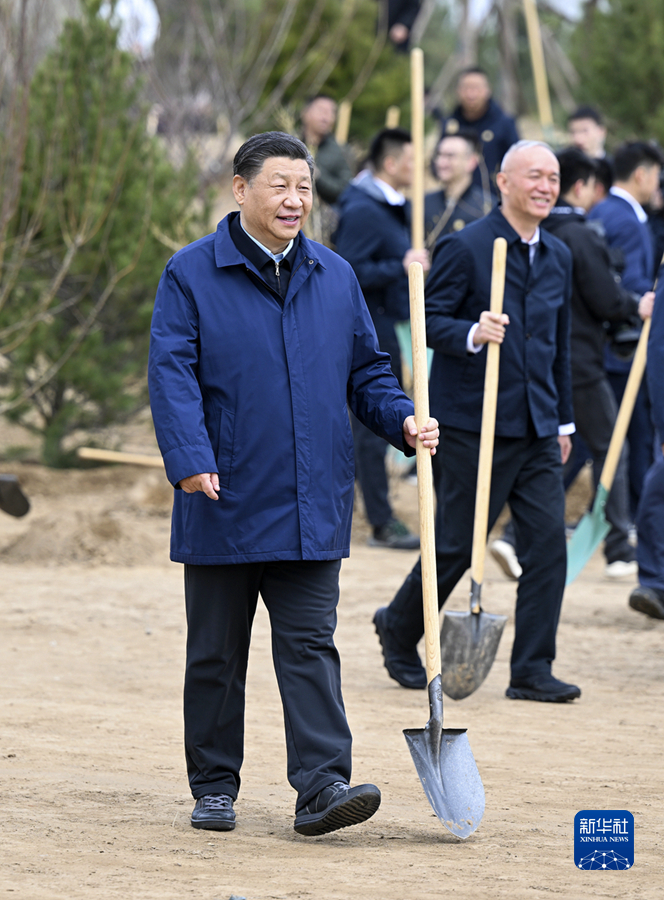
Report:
424,130,493,247
374,140,581,703
335,128,430,549
443,67,519,197
492,148,654,581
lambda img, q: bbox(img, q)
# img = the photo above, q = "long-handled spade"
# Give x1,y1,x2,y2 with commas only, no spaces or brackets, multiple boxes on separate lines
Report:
439,238,509,701
403,261,485,839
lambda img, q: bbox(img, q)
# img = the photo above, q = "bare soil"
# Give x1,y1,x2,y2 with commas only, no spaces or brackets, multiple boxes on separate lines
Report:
1,448,662,900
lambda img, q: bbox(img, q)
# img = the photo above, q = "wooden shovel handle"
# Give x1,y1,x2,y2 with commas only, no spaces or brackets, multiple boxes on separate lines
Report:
409,262,440,684
598,315,652,493
470,238,507,594
410,48,425,252
77,447,164,468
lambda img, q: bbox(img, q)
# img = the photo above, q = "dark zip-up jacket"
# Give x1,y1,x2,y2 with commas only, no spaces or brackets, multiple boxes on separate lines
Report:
542,202,639,389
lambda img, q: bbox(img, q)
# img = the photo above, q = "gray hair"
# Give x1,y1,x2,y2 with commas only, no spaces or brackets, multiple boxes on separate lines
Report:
500,139,556,172
233,131,315,182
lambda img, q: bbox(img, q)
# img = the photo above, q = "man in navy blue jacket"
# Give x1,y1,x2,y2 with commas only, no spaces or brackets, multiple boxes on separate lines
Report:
443,67,519,197
374,140,581,703
149,132,439,836
588,141,663,526
335,128,430,549
629,277,664,619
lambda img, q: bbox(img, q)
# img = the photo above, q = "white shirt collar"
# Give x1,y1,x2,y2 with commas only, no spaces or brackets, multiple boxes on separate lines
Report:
240,219,293,261
522,226,540,264
372,176,406,206
610,186,648,224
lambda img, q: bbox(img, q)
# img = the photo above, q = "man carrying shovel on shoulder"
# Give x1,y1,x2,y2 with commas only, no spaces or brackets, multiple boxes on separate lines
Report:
374,140,582,703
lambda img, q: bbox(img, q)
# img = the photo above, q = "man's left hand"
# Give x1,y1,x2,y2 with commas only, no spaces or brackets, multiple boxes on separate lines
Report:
558,434,572,465
403,416,439,455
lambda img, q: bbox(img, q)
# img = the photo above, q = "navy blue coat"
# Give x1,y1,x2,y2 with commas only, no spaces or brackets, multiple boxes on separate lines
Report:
443,99,519,195
334,177,411,321
148,215,414,565
425,206,574,438
650,272,664,443
588,192,655,375
588,193,655,295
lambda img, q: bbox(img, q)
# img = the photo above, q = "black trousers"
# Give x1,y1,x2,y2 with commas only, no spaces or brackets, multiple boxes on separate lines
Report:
572,377,634,563
385,426,567,680
351,312,403,529
183,560,351,810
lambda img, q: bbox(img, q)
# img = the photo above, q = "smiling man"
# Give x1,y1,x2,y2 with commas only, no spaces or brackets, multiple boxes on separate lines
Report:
374,141,582,704
148,132,439,836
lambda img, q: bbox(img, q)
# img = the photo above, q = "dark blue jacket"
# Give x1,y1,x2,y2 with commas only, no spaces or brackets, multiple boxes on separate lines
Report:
334,176,411,321
650,272,664,443
588,193,655,295
588,192,655,375
443,99,519,195
425,206,574,438
148,215,414,565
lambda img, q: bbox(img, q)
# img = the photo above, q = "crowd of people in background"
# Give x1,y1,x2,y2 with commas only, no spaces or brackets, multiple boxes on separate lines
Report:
298,67,664,626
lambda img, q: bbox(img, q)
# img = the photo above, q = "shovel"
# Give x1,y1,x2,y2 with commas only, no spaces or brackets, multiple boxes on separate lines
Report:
439,238,509,701
403,261,485,839
566,315,651,584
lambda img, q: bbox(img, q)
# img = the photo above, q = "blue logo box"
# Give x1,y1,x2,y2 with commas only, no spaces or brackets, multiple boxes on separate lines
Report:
574,810,634,869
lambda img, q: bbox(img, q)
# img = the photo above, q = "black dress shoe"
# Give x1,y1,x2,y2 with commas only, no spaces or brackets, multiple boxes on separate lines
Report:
373,607,427,689
629,585,664,619
191,793,236,831
0,475,30,518
294,782,381,836
506,673,581,702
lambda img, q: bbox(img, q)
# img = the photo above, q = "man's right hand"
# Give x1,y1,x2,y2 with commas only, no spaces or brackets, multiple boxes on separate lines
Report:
638,291,655,320
403,248,431,274
473,309,510,346
179,473,220,500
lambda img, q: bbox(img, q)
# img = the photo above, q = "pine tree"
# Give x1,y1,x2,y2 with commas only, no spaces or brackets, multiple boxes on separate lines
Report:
0,0,205,465
572,0,664,144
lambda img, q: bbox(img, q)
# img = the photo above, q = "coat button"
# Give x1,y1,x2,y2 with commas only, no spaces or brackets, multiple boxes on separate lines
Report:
526,333,532,340
309,259,314,265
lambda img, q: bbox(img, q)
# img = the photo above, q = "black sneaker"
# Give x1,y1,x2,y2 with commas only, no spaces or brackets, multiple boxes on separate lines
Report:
294,782,381,836
368,518,419,550
506,673,581,703
629,585,664,620
0,475,30,518
191,793,236,831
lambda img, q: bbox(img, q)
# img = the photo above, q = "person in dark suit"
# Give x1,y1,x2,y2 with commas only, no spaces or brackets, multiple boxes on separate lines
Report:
442,67,519,197
629,271,663,619
424,129,493,247
588,141,663,522
335,128,430,549
374,140,582,703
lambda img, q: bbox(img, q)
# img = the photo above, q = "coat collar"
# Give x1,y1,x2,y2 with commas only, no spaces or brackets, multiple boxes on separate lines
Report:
213,213,325,272
487,205,558,253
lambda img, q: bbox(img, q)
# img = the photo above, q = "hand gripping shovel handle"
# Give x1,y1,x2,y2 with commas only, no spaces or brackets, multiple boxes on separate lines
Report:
470,237,507,612
408,261,440,685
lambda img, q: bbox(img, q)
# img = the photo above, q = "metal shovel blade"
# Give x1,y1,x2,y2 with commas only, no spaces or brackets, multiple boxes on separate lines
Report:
403,675,485,838
440,608,508,701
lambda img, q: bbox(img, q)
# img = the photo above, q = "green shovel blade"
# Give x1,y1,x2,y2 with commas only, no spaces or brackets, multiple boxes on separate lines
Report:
565,483,611,585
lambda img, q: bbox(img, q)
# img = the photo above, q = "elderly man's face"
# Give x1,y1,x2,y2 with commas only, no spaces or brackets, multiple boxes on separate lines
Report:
232,156,313,253
497,145,560,223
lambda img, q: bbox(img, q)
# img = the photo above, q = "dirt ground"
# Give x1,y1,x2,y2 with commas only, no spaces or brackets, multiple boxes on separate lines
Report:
0,438,662,900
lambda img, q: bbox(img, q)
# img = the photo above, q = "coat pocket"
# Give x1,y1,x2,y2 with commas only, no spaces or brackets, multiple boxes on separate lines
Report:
215,408,236,490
